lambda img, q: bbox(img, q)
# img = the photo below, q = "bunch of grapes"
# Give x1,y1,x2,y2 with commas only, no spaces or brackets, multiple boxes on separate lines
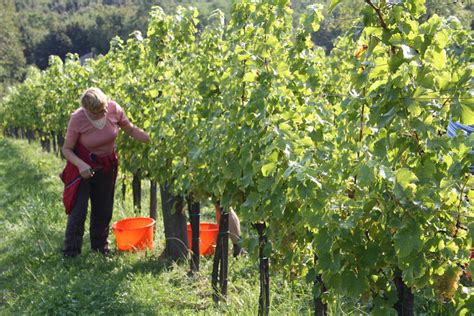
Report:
433,266,463,301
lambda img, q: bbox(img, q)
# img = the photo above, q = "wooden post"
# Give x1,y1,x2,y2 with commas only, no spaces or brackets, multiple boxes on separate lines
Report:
254,222,270,316
160,182,188,260
150,180,157,220
187,195,200,273
132,169,142,213
314,255,327,316
212,232,222,303
212,205,229,303
394,270,414,316
121,175,127,205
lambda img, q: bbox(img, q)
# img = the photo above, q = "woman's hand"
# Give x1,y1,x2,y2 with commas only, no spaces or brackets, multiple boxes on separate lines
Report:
63,139,94,178
78,162,93,179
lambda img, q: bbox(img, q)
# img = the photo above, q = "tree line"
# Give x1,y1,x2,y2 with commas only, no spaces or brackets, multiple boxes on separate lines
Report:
1,0,472,98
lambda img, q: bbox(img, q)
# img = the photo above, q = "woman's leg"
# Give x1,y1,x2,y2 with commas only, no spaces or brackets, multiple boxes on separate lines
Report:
89,168,116,253
63,179,90,257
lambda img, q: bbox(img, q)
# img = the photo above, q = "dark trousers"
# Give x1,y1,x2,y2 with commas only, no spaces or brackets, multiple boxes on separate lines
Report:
63,168,116,256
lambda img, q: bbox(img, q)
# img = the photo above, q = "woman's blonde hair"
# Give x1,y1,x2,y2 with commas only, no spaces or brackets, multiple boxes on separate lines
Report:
80,87,108,112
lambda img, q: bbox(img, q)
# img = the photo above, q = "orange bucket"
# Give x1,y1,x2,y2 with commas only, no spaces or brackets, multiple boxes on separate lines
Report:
112,217,155,251
187,223,219,256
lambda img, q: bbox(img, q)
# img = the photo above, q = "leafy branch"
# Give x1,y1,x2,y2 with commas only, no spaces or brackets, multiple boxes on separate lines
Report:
364,0,387,29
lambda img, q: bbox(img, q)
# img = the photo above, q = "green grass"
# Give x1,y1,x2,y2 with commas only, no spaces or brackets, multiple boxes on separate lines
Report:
0,137,316,314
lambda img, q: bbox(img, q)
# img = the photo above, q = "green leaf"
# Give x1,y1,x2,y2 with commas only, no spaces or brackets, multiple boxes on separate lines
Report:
374,139,387,158
426,48,446,70
261,162,276,177
364,27,383,38
306,268,317,283
300,136,313,146
389,34,403,46
436,71,451,90
261,151,278,177
149,89,159,98
377,107,396,129
267,150,279,162
263,241,273,257
341,269,369,297
316,252,333,271
408,104,422,117
433,30,449,49
418,158,436,182
314,230,332,253
242,192,259,211
372,297,398,316
243,70,258,82
461,102,474,125
358,164,374,187
328,0,342,14
393,221,424,258
396,168,419,189
278,122,292,132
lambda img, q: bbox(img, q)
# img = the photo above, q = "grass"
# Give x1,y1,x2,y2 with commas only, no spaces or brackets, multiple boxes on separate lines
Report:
0,137,315,315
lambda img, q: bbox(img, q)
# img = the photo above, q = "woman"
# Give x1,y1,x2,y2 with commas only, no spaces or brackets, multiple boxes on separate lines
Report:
61,87,149,257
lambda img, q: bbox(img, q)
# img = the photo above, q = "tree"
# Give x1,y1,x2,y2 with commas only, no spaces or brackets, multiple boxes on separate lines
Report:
34,27,73,69
0,0,27,94
66,21,91,57
424,0,473,29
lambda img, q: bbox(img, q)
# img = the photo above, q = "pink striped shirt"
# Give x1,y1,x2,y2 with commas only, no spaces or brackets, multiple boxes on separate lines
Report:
65,101,131,156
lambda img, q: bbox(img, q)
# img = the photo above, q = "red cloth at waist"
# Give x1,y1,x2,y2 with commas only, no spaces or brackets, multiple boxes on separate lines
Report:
60,143,118,214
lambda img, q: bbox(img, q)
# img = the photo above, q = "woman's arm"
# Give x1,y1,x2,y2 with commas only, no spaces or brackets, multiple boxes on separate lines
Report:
114,102,150,143
62,139,93,179
122,124,150,143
